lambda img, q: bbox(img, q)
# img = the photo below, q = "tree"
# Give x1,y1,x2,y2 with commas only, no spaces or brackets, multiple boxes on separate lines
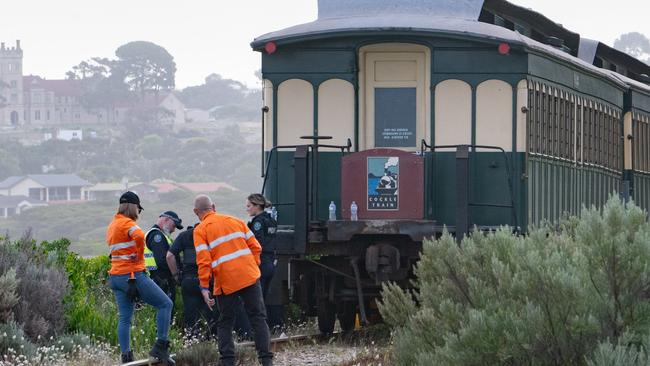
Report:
614,32,650,64
179,73,261,121
115,41,176,99
379,196,650,366
67,58,132,123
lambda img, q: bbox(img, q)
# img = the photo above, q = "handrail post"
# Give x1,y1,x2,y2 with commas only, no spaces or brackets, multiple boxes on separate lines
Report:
294,146,310,254
456,145,470,242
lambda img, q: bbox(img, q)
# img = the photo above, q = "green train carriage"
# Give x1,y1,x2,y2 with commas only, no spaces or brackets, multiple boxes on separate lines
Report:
251,0,650,333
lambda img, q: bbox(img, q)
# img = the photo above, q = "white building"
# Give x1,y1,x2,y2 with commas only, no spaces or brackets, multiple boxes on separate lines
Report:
0,174,91,203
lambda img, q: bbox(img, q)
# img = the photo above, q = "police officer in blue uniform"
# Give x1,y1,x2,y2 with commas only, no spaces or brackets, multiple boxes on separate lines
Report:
245,194,277,298
145,211,183,310
166,223,219,339
245,194,284,331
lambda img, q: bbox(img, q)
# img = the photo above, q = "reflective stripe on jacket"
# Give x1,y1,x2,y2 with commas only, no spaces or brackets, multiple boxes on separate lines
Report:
107,214,145,275
144,228,172,271
193,211,262,295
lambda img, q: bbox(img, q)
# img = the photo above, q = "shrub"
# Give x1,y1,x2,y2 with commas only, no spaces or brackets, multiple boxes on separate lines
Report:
0,269,19,323
0,234,69,340
0,321,37,361
175,340,220,366
379,196,650,366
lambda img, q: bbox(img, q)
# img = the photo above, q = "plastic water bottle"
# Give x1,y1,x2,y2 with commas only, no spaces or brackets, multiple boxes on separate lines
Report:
350,201,358,221
328,201,337,221
271,206,278,221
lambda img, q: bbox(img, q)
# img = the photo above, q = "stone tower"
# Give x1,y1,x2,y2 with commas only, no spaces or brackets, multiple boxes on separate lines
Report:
0,40,24,126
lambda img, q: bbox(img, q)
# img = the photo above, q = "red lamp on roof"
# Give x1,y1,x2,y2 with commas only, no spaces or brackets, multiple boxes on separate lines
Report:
265,42,277,55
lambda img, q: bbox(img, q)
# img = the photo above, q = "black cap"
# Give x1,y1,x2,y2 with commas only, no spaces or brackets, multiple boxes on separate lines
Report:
119,191,143,210
160,211,183,230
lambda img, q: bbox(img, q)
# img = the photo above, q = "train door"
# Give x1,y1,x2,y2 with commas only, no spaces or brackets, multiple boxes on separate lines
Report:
359,43,431,151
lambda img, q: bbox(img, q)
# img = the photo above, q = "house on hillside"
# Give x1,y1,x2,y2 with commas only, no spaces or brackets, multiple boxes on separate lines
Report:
0,174,91,203
88,181,160,202
22,75,98,124
113,92,186,128
87,182,140,201
0,195,47,218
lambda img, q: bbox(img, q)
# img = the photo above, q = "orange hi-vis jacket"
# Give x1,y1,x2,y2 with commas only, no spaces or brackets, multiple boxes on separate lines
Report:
106,213,146,276
193,211,262,295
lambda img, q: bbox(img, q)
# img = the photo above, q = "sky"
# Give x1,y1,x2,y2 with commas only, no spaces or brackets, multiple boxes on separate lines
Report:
0,0,648,89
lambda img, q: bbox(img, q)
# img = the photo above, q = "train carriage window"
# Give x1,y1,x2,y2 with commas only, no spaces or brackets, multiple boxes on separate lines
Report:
583,103,591,164
476,80,513,151
277,79,314,145
595,105,602,166
552,90,559,157
539,86,549,155
632,113,639,171
557,91,567,159
638,116,650,172
375,88,417,148
576,98,582,163
599,106,606,167
318,79,355,148
588,104,594,165
528,83,540,154
435,79,471,148
567,95,578,161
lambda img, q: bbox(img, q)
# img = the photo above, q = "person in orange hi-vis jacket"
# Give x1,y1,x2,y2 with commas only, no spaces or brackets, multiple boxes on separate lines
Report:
106,191,175,366
192,194,273,366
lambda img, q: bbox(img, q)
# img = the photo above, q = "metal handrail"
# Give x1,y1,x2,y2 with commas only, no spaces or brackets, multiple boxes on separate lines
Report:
421,140,519,230
260,138,353,197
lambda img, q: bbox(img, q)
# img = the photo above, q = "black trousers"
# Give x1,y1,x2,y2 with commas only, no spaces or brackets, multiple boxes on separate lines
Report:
180,275,218,339
217,281,272,366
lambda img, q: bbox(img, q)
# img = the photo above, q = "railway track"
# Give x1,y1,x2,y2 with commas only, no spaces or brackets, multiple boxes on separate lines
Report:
121,331,341,365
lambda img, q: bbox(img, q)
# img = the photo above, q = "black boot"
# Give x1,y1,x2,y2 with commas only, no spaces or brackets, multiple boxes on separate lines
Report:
149,339,175,366
121,350,134,364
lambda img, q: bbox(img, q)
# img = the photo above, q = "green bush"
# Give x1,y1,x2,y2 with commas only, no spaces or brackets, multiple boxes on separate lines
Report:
0,268,19,323
0,321,37,360
175,340,220,366
0,235,69,340
379,196,650,366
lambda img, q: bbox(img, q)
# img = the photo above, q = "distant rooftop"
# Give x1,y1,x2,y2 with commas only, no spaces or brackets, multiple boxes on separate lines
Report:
0,174,91,189
0,176,25,190
23,76,83,97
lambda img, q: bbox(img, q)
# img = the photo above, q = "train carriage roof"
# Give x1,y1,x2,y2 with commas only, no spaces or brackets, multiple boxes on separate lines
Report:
252,0,650,94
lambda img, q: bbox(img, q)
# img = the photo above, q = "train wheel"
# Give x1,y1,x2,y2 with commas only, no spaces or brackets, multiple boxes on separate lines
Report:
337,301,357,333
317,297,336,335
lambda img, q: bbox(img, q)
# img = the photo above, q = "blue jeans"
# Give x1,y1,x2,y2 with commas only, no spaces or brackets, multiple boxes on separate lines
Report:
109,271,173,353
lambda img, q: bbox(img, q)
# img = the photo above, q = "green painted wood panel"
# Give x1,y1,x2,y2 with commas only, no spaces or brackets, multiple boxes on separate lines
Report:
527,157,622,226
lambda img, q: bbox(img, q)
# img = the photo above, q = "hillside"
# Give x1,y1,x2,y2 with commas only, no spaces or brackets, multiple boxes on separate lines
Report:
0,189,253,257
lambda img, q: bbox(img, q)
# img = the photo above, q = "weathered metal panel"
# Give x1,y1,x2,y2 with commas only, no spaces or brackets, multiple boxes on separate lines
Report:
528,54,624,107
434,49,527,74
341,149,424,219
527,157,623,226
